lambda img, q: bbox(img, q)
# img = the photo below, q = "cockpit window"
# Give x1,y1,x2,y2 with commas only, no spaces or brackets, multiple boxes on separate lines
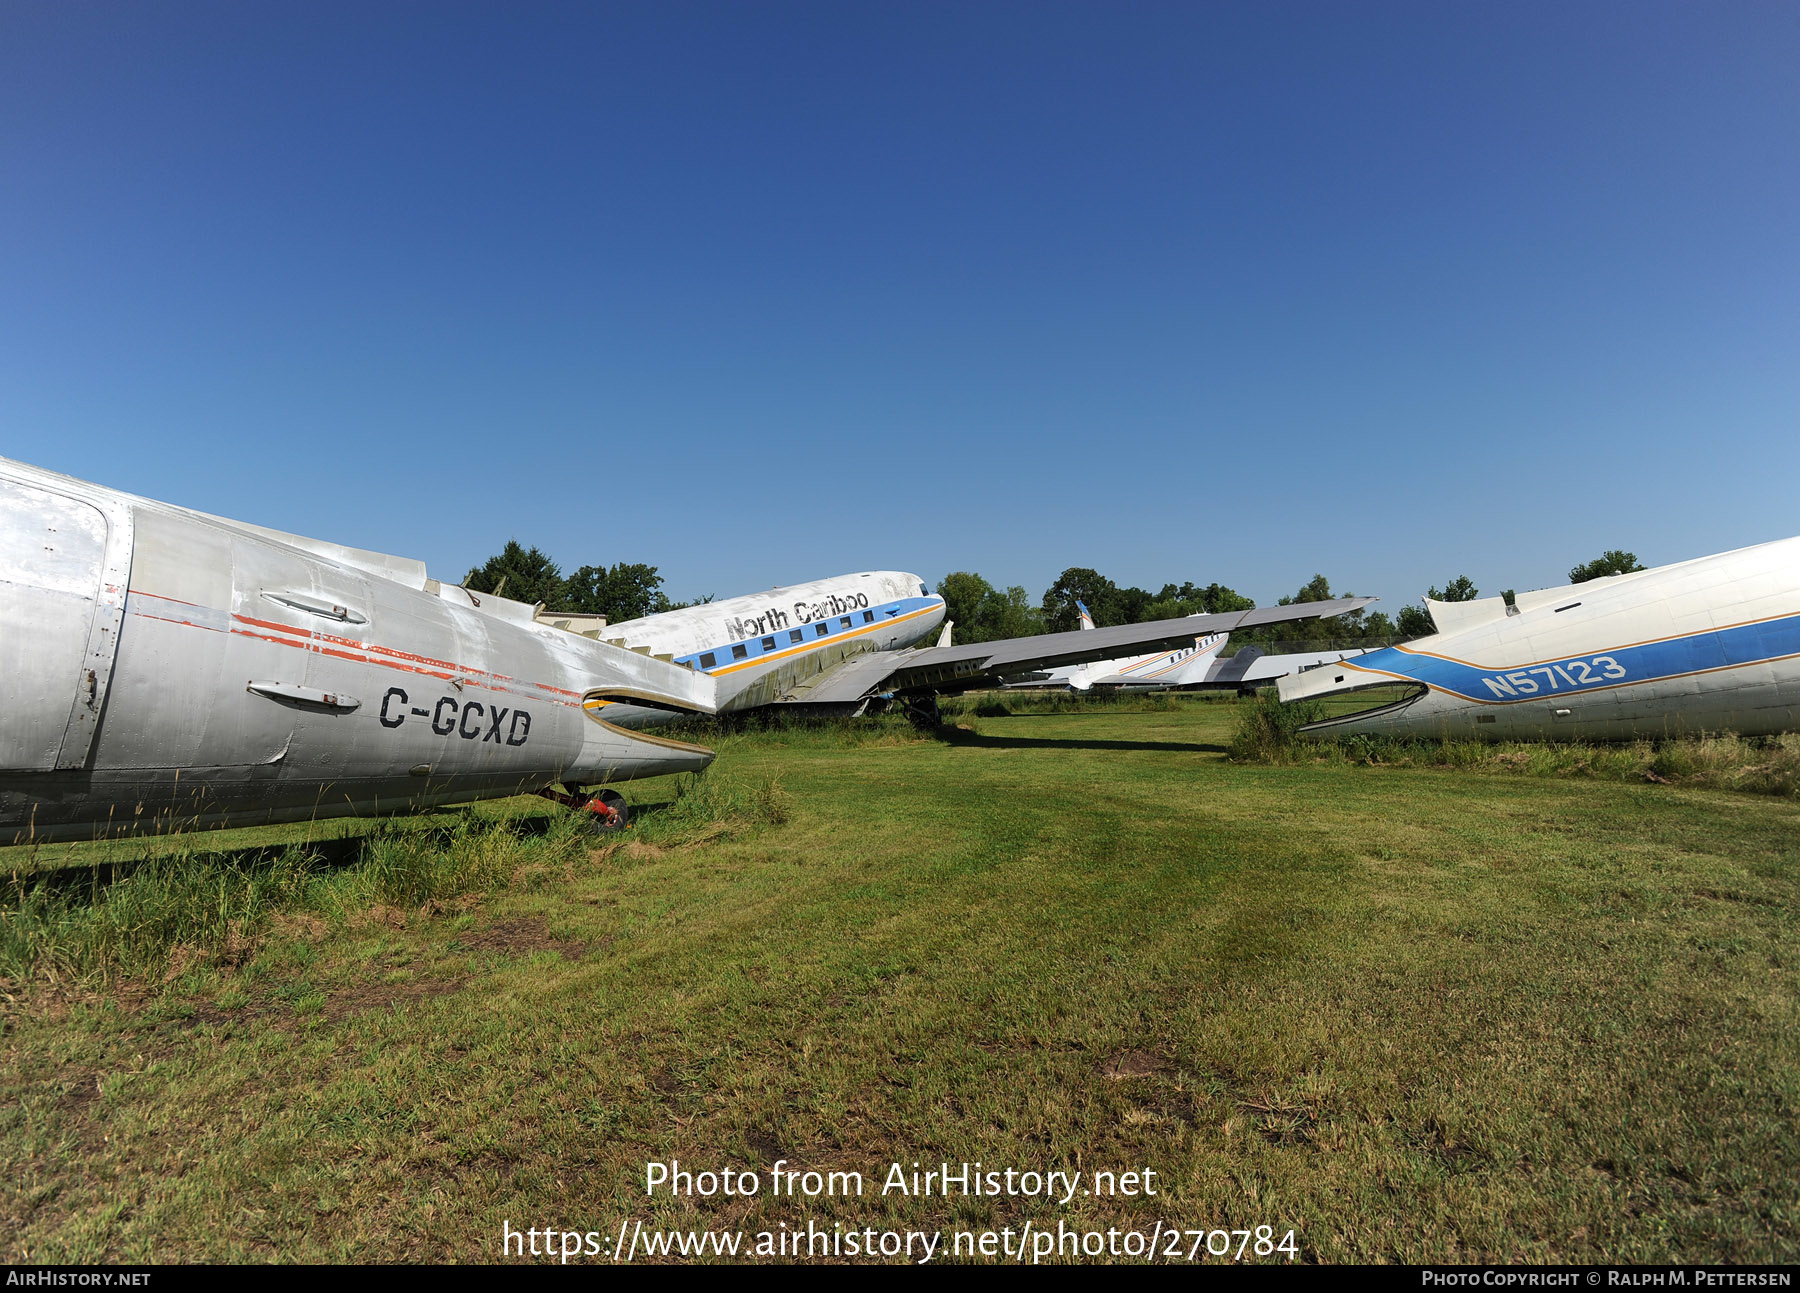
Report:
920,584,930,596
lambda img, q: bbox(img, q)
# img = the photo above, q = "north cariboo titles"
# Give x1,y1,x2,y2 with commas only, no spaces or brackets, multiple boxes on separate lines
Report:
721,590,872,642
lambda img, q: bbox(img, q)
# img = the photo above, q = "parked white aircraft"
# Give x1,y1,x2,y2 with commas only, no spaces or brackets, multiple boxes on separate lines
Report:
1008,601,1231,690
1279,537,1800,740
1012,601,1371,693
0,457,1372,842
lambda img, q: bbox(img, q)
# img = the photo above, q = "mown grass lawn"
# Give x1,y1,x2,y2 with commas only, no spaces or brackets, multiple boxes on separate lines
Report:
3,696,1796,1262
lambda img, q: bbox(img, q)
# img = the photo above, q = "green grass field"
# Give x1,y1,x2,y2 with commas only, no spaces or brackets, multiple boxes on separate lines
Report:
3,694,1796,1263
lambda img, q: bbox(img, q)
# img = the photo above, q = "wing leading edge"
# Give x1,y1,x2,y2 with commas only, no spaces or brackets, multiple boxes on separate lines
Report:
777,597,1376,705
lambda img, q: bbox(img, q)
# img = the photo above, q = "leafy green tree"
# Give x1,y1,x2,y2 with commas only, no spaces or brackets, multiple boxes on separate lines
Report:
563,562,672,623
1141,580,1255,621
1379,575,1479,637
1361,609,1397,640
1280,574,1382,644
986,585,1044,640
939,571,997,638
1568,550,1645,583
1040,568,1247,630
938,572,1044,643
1111,584,1152,625
1285,574,1334,605
1194,582,1255,615
464,541,565,607
464,544,676,621
1231,573,1386,648
1395,604,1436,637
1041,567,1121,632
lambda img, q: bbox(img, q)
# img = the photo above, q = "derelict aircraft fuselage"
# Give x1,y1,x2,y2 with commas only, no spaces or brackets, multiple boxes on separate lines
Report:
0,458,722,844
1280,537,1800,740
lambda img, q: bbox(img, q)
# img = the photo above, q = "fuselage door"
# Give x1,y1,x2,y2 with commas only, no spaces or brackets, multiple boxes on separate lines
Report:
0,475,131,771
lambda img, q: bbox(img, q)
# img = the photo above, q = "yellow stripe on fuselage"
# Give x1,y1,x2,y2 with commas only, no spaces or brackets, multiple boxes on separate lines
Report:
707,603,941,677
582,603,942,711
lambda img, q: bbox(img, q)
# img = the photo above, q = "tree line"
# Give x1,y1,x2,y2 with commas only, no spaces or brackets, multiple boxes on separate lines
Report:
941,568,1390,647
461,538,1645,641
462,541,707,625
940,549,1646,646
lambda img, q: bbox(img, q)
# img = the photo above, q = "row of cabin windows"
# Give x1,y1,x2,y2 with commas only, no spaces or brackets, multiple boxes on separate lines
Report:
694,609,881,670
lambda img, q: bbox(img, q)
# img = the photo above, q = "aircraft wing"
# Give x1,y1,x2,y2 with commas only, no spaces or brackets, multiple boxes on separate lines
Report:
777,598,1375,704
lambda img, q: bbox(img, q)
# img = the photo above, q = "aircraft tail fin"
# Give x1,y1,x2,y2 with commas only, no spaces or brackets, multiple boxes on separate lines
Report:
1077,600,1095,631
937,620,954,648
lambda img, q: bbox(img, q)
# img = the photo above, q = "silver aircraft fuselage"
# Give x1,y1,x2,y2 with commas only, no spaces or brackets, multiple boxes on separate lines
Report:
0,458,715,844
1280,536,1800,740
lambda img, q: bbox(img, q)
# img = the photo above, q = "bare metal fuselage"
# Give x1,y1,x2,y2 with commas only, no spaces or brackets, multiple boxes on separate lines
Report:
0,459,715,844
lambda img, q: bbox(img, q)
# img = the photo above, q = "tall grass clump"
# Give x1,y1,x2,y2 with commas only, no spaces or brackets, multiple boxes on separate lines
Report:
0,844,319,985
0,809,601,985
343,811,588,909
1275,730,1800,799
939,689,1205,720
1229,691,1324,762
629,771,792,847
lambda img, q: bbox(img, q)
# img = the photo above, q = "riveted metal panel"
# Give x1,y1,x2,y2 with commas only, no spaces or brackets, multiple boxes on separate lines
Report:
0,474,131,771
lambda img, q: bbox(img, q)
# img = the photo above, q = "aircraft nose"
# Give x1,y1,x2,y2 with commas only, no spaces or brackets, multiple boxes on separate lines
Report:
660,743,716,775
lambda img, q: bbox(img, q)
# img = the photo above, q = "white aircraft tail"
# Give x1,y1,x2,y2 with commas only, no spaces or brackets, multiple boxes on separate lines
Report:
1077,600,1096,631
937,621,954,648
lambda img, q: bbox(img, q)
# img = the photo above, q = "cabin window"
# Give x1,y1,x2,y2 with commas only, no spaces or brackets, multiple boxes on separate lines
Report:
789,628,804,644
761,636,776,651
840,616,853,629
815,623,829,637
699,653,716,669
732,643,748,660
863,610,875,623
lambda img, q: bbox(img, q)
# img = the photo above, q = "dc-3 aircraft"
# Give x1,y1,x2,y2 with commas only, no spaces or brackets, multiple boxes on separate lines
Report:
1003,601,1232,691
0,457,1369,843
1011,601,1371,693
1279,536,1800,740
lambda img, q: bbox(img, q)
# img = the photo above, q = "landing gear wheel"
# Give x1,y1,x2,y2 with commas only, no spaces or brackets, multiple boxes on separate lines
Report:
900,694,943,731
577,787,631,833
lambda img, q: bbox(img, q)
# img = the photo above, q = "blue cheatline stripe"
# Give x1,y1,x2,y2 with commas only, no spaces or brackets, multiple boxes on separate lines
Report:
1343,612,1800,704
679,595,942,673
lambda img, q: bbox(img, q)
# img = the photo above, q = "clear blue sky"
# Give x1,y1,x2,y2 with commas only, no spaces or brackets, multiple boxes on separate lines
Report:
4,2,1796,610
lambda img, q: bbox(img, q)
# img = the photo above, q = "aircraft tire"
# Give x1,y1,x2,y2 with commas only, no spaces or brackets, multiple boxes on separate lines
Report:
578,787,632,834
